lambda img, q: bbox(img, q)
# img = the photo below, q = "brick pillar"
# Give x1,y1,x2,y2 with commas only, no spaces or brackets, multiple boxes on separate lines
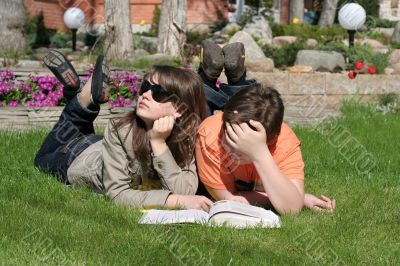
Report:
280,0,289,24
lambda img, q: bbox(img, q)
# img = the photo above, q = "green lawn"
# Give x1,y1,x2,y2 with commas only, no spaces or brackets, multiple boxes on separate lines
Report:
0,102,399,265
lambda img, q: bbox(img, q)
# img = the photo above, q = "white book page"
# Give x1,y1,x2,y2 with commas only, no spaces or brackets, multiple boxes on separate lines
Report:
208,200,281,227
208,200,262,219
139,209,209,225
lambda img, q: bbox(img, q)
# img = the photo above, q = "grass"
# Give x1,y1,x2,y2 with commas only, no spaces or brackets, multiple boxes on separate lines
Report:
0,102,399,265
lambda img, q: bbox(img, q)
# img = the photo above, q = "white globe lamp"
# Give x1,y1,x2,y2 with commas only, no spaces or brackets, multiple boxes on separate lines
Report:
338,3,366,47
63,8,85,51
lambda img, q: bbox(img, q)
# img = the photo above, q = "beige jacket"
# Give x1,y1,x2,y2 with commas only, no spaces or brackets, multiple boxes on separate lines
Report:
67,119,199,208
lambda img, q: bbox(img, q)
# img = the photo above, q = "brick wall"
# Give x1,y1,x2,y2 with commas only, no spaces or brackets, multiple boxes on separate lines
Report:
24,0,228,31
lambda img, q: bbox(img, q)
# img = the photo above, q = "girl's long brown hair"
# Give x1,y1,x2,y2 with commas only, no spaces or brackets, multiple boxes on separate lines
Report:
114,65,206,176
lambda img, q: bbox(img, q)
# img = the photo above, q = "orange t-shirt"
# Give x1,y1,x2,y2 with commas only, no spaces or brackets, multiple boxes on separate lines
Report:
195,112,304,191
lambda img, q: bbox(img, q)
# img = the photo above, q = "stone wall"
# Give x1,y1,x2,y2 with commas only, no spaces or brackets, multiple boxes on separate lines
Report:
247,72,400,109
1,72,398,129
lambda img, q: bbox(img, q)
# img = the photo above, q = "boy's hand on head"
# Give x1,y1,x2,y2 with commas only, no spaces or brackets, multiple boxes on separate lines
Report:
148,115,175,143
224,120,268,161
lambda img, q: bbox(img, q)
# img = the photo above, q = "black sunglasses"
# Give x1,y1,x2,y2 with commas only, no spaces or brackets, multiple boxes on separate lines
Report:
139,80,172,102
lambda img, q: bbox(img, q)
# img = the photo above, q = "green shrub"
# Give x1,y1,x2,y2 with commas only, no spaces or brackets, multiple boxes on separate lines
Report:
50,32,71,48
24,12,54,48
262,41,308,68
347,45,389,74
149,5,161,36
186,31,209,46
270,23,346,42
356,31,386,43
366,16,397,29
313,42,349,55
390,42,400,49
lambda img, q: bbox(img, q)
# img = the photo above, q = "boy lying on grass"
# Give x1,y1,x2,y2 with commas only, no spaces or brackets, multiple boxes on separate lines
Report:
195,84,335,214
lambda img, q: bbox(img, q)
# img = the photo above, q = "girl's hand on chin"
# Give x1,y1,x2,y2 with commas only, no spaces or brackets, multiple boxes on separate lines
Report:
148,115,175,143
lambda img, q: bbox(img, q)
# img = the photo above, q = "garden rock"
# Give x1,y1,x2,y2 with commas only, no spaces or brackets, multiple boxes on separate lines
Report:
391,63,400,74
272,36,297,48
245,58,274,72
295,50,346,72
243,16,272,45
391,21,400,43
229,31,266,60
141,53,176,66
359,39,385,52
16,60,43,69
139,36,158,53
132,49,150,58
222,23,241,35
373,27,394,43
384,67,395,75
306,39,318,47
288,65,313,73
389,49,400,66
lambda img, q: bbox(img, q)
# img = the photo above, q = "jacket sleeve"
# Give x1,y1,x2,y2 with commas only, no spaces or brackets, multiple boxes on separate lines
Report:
152,148,198,195
101,121,171,208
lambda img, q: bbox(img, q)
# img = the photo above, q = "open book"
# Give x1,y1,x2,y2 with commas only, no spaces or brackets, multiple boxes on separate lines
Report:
139,200,281,228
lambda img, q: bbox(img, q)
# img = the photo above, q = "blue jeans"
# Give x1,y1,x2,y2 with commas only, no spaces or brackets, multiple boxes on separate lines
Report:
203,79,256,116
34,96,102,183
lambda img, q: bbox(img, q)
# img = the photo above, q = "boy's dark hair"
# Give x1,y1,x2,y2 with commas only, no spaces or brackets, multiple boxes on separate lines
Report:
223,83,284,141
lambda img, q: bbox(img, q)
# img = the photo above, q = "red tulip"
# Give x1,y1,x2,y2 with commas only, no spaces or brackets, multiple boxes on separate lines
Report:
368,66,377,74
354,61,364,70
348,70,357,79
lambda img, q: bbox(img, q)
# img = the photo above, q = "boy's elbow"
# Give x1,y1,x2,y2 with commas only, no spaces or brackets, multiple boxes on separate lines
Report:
277,202,303,215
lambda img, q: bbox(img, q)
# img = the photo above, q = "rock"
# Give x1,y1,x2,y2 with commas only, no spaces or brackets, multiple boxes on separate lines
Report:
243,16,272,45
212,35,227,44
391,21,400,43
272,36,297,48
16,60,43,69
359,39,385,52
384,67,395,75
228,31,266,60
373,27,394,44
221,23,241,35
306,38,318,47
391,63,400,74
141,53,176,66
288,65,313,73
132,49,149,58
34,47,50,53
295,50,346,72
389,49,400,66
139,36,158,53
245,58,274,72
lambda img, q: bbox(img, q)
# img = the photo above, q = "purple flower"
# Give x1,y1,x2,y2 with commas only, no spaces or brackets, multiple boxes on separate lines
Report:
8,100,19,107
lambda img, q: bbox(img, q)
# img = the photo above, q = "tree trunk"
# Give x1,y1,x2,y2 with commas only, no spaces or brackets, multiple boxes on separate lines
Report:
0,0,27,52
318,0,339,28
157,0,187,58
289,0,304,22
104,0,133,61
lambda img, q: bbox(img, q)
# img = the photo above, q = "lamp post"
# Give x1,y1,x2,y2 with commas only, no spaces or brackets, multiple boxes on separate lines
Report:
338,3,366,47
63,7,85,51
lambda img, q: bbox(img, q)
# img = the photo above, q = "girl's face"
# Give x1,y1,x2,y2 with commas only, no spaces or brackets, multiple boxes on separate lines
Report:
136,76,181,126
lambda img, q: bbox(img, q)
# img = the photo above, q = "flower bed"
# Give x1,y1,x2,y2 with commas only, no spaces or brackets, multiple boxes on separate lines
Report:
0,69,140,108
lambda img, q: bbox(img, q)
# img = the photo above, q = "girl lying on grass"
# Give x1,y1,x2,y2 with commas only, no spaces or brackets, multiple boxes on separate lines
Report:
35,50,213,211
